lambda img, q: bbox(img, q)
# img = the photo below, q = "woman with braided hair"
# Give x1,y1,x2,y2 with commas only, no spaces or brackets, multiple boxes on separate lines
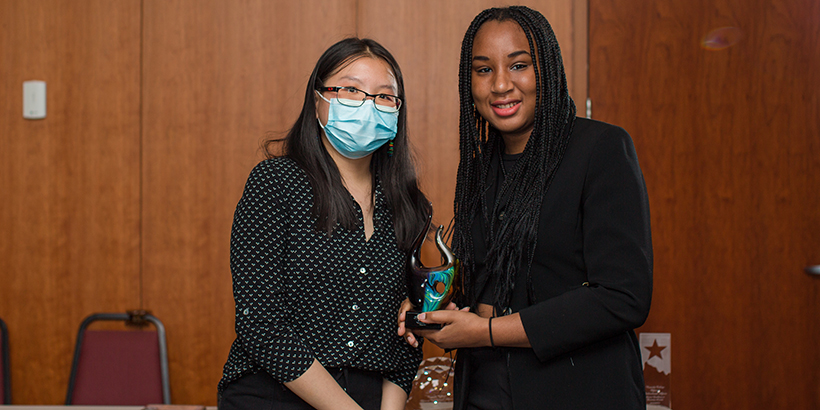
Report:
399,6,653,409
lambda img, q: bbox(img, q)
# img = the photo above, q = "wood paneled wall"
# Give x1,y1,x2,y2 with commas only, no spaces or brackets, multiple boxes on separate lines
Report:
0,0,142,404
0,0,584,405
589,0,820,408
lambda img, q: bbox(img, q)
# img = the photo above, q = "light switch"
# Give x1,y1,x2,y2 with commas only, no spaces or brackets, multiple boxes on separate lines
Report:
23,80,46,119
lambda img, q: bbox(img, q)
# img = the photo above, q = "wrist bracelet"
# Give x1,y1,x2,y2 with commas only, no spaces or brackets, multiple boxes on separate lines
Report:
488,316,495,348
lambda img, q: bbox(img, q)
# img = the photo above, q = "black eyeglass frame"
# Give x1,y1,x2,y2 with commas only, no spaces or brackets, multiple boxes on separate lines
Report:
317,86,403,112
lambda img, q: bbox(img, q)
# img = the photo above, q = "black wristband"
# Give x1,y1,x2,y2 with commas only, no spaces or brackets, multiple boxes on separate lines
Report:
488,316,495,348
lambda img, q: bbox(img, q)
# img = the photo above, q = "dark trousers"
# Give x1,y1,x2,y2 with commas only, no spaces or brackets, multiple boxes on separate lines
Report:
459,347,513,410
219,367,382,410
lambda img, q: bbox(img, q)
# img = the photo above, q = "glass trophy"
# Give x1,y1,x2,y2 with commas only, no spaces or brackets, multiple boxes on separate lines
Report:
640,332,672,409
405,213,459,330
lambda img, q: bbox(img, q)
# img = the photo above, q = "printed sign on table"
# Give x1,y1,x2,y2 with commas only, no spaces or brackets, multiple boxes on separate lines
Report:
640,332,671,409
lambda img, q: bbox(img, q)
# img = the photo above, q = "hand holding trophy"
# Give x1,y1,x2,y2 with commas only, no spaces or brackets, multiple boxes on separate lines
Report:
405,212,460,329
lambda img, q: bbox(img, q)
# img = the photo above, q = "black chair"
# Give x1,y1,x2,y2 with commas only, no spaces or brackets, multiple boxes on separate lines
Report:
0,316,10,404
65,311,171,405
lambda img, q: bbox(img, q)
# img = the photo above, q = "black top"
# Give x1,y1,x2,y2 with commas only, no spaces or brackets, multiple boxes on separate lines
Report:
477,151,523,307
456,117,653,409
218,157,423,395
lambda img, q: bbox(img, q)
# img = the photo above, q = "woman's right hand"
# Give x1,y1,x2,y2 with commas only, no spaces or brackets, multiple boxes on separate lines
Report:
398,300,461,348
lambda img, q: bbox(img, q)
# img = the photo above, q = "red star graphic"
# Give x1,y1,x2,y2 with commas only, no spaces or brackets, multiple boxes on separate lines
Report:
646,339,667,360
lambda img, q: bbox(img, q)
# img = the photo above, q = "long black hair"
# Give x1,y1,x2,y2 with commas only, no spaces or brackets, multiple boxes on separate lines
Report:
452,7,576,309
263,37,430,251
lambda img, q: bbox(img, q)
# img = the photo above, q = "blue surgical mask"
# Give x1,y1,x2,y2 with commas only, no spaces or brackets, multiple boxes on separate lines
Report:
316,91,398,159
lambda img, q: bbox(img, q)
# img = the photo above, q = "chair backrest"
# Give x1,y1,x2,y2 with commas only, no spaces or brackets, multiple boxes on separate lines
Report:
65,312,170,405
0,316,10,404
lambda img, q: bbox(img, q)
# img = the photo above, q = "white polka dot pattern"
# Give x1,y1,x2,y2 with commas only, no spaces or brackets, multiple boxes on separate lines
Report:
218,158,423,395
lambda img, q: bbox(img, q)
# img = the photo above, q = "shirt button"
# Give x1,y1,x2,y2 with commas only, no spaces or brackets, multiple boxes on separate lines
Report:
243,308,250,315
347,341,355,347
352,304,359,311
359,267,367,274
498,211,505,220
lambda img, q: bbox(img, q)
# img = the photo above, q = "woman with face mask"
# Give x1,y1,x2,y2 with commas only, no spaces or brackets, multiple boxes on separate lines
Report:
400,6,653,410
218,38,430,410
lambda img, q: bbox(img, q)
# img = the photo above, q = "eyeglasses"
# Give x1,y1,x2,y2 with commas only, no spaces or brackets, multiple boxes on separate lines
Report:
317,86,402,113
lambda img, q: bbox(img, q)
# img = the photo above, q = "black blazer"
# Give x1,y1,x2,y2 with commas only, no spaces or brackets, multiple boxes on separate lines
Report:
456,118,653,409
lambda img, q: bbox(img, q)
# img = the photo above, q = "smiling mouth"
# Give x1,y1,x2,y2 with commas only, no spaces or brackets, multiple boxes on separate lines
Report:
494,102,519,109
490,101,521,117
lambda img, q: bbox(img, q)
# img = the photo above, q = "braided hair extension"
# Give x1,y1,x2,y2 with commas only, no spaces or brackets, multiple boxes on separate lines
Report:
452,6,576,310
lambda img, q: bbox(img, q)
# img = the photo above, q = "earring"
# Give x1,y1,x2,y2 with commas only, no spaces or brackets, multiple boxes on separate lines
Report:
388,140,394,157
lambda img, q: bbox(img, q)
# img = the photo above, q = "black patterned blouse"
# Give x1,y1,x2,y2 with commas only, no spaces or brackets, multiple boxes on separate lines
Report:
218,157,422,396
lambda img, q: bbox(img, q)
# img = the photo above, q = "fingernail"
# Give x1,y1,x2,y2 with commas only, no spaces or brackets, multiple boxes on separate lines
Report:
418,313,426,320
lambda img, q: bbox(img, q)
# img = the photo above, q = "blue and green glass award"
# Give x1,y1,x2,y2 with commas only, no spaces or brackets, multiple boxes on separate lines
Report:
405,213,460,330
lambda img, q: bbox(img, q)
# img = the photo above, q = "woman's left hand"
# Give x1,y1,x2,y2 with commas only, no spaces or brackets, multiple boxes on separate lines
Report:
397,298,419,348
413,308,486,350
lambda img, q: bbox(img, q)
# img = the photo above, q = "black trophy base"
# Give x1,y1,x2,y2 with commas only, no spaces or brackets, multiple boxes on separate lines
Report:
405,311,443,330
